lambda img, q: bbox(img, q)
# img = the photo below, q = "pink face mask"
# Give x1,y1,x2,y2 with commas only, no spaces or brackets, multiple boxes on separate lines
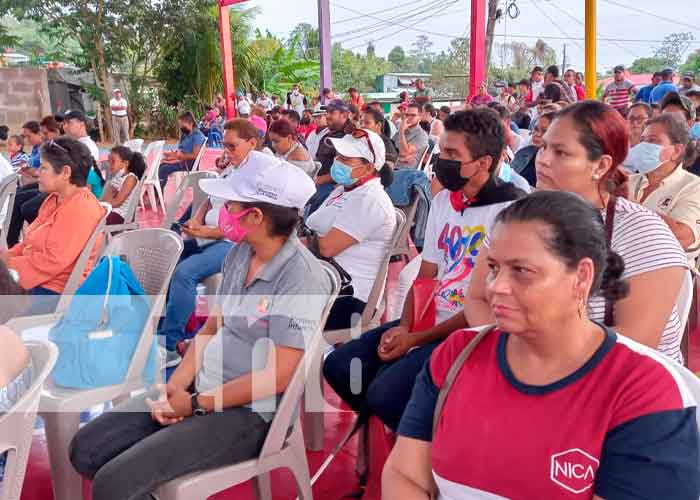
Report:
218,206,254,243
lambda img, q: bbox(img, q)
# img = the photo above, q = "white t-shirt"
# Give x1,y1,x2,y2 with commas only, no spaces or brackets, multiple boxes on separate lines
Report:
423,190,513,323
78,136,100,162
108,171,138,220
110,97,128,117
306,178,396,302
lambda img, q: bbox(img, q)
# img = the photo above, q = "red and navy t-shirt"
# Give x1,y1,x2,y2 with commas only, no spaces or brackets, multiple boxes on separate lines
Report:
398,327,700,499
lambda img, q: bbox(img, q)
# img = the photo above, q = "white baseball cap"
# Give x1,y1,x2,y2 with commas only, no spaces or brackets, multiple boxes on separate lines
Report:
199,151,316,210
113,88,121,93
238,100,251,115
327,128,386,170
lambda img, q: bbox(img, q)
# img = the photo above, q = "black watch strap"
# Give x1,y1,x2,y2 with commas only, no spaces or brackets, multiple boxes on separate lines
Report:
190,392,208,416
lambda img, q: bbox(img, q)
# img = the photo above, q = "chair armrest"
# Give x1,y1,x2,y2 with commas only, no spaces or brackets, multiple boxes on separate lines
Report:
7,312,63,332
106,222,139,235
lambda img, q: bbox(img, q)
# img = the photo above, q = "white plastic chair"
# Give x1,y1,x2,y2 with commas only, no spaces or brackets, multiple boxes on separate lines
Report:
679,271,694,334
7,228,184,500
123,139,144,154
139,140,167,214
388,255,422,322
105,175,147,238
161,171,217,230
152,263,341,500
0,340,58,500
304,209,407,451
391,189,420,262
0,173,19,249
171,138,209,189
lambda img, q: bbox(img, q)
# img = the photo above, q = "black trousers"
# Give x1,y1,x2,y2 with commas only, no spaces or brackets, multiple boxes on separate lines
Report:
69,390,271,500
7,183,47,248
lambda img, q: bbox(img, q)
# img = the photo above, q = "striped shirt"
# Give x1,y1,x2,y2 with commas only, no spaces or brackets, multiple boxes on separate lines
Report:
604,80,634,111
589,197,687,362
9,152,29,170
484,196,688,362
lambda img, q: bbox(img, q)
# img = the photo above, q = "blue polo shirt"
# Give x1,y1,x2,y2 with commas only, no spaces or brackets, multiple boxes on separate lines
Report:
178,128,206,169
27,144,41,169
635,84,655,103
650,82,678,104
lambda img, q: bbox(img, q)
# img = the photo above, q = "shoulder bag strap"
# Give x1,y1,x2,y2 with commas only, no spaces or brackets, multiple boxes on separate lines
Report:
432,325,495,437
604,196,617,326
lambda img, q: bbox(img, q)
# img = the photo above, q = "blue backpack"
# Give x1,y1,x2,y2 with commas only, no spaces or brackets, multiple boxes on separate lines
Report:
49,256,156,389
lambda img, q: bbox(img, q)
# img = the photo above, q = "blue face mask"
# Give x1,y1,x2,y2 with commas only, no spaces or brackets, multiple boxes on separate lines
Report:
330,160,356,186
691,122,700,140
499,162,513,183
622,142,665,174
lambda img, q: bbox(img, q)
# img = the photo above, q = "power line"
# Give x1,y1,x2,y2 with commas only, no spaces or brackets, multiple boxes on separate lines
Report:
334,2,466,42
600,0,700,32
344,0,458,50
332,0,437,25
545,0,638,59
336,0,458,44
333,0,457,41
332,0,454,39
529,0,583,51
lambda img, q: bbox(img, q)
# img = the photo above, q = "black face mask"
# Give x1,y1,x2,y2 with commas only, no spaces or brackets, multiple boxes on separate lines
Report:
434,157,469,192
180,127,191,136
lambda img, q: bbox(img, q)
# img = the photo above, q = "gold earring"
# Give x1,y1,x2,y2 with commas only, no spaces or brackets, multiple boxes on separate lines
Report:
578,297,586,320
592,174,600,181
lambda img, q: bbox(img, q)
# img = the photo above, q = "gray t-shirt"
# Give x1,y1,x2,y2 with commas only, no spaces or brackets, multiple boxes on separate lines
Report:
394,125,429,169
196,234,332,421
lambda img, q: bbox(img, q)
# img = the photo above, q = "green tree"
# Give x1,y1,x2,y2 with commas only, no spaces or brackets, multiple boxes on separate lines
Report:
629,56,666,74
410,34,434,73
654,32,695,69
680,49,700,76
388,45,406,68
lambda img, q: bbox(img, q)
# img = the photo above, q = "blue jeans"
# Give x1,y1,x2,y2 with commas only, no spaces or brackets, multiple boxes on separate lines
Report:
158,161,188,190
157,240,233,351
25,287,60,316
322,320,442,431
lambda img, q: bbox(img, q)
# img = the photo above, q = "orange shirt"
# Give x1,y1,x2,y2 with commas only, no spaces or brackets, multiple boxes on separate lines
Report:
349,95,365,110
8,189,105,293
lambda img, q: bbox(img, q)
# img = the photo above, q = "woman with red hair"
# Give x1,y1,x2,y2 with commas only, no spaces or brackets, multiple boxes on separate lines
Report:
465,101,688,362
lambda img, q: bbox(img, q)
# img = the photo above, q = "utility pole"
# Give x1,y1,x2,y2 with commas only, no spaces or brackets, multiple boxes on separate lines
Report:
562,43,567,76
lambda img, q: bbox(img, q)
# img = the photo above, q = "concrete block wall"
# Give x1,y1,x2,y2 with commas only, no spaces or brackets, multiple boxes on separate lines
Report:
0,67,52,134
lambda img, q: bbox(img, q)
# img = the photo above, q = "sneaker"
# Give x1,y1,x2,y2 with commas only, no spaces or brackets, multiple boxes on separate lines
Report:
165,349,182,368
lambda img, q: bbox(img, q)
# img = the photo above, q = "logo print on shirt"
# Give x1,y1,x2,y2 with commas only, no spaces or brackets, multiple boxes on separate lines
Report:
435,223,485,310
550,448,599,494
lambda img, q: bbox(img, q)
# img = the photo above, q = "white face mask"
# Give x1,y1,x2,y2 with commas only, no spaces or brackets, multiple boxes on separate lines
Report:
622,142,665,174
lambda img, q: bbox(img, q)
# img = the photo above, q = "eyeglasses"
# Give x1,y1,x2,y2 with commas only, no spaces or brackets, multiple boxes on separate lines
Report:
47,139,69,153
351,128,376,164
223,140,247,152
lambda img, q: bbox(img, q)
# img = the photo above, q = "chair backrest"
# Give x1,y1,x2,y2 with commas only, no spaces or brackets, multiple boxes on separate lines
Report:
0,340,58,500
161,171,217,229
393,189,420,254
258,262,341,458
123,139,144,154
678,270,694,334
142,140,166,183
101,228,183,381
312,161,322,179
114,173,148,226
360,208,407,326
0,173,18,249
190,138,209,173
419,142,437,173
56,206,110,312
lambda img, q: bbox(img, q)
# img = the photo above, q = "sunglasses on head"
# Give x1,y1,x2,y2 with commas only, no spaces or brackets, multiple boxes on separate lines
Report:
47,139,69,154
350,128,376,164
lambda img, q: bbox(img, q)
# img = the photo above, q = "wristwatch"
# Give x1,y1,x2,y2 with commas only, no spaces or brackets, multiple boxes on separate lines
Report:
190,392,208,416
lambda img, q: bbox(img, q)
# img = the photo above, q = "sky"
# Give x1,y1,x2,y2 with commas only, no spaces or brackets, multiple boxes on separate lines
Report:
245,0,700,73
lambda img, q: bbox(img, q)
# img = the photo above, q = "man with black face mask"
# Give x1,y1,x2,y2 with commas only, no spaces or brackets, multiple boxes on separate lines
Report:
159,111,207,190
323,108,525,433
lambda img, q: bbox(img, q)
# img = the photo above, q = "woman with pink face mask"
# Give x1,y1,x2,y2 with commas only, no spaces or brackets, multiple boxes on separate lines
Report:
69,153,332,500
157,118,260,368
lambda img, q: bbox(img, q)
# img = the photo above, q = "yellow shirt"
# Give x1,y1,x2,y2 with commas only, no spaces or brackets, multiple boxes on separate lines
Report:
630,165,700,266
